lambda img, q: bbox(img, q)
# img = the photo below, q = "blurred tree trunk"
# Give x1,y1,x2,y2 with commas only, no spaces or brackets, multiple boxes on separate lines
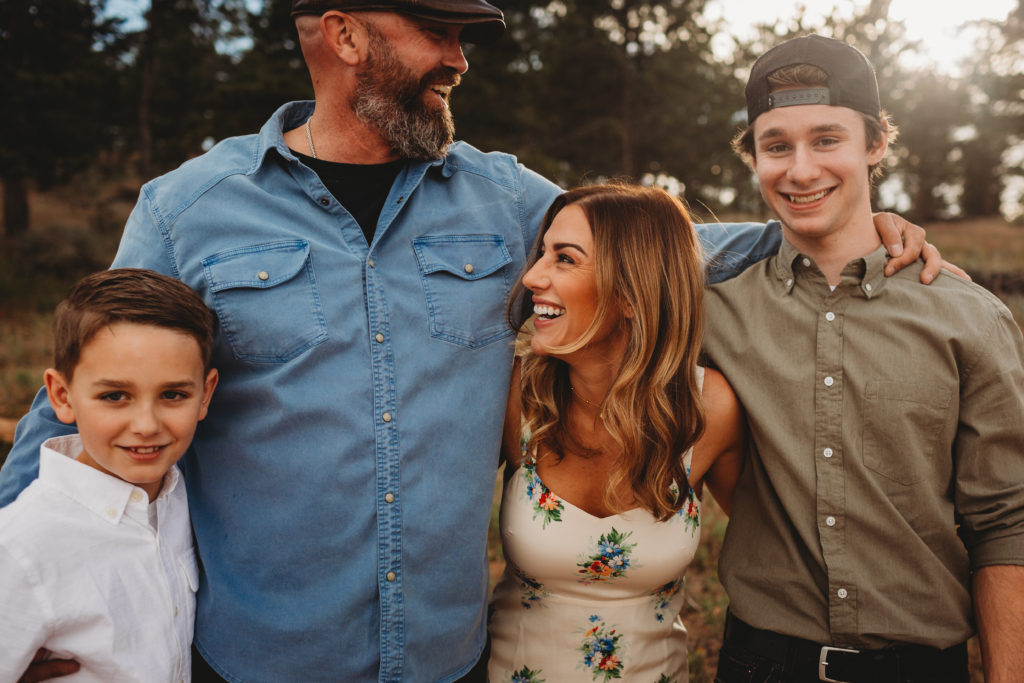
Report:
2,176,29,236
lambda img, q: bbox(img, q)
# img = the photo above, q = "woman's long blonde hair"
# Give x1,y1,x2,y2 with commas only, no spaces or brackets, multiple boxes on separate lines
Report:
507,184,706,521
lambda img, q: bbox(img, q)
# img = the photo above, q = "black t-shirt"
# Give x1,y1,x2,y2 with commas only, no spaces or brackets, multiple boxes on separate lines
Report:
296,151,406,245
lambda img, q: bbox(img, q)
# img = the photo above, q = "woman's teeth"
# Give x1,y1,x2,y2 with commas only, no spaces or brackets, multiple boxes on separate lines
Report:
534,304,565,319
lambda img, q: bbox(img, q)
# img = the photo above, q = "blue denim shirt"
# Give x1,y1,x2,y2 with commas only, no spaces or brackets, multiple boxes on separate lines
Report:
0,102,780,682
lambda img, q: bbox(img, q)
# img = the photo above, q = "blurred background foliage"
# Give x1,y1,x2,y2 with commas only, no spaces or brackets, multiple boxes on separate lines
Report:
1,0,1021,238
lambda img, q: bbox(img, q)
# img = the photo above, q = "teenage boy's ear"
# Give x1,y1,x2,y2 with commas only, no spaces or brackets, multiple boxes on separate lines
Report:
43,369,77,425
867,119,890,166
198,368,220,422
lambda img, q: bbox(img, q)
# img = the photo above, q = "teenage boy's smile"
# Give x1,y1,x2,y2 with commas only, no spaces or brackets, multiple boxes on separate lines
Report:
752,103,886,250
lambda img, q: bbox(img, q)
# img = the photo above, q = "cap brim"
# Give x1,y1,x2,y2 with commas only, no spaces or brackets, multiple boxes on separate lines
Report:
404,11,505,44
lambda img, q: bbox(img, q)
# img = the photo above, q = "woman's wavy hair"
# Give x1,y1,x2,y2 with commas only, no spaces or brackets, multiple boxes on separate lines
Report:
507,183,706,521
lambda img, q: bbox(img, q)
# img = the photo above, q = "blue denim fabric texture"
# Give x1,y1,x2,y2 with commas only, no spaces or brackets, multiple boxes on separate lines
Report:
0,101,780,681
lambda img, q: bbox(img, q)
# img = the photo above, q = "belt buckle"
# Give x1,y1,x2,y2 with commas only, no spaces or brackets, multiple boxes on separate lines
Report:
818,645,859,683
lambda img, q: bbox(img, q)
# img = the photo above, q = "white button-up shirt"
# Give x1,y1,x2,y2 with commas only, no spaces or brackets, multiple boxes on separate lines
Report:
0,435,196,681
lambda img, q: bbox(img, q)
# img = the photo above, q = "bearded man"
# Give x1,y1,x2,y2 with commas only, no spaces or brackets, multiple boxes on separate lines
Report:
0,3,944,682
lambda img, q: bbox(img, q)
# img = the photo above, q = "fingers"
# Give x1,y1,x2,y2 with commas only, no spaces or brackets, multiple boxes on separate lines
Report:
882,221,926,277
941,259,972,282
19,658,80,683
871,213,903,257
918,242,942,283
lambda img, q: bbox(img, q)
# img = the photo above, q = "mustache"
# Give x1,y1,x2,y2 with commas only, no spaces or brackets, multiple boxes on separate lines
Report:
419,68,461,92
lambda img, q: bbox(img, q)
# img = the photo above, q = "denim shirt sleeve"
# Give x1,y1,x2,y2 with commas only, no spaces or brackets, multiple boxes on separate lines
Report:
697,220,782,284
0,391,74,506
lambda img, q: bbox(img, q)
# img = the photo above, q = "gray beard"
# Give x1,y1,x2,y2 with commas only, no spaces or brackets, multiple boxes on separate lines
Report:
351,33,456,161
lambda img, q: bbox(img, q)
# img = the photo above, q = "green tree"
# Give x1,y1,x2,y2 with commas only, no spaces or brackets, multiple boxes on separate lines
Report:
132,0,243,178
457,0,741,213
0,0,123,235
212,0,313,140
958,2,1024,219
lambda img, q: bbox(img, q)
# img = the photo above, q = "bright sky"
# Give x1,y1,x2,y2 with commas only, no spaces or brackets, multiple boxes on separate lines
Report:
705,0,1017,74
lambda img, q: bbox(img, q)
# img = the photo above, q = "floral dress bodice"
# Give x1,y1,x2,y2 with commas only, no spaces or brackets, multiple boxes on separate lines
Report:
487,368,704,683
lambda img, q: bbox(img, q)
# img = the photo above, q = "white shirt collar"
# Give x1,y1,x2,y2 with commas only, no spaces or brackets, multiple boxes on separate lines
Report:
39,434,181,525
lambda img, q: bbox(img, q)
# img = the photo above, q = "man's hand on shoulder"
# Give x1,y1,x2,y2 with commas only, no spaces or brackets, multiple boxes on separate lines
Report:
18,650,79,683
872,212,971,283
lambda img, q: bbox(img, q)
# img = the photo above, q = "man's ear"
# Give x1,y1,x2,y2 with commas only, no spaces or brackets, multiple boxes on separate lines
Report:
867,118,890,166
43,369,77,425
322,11,366,66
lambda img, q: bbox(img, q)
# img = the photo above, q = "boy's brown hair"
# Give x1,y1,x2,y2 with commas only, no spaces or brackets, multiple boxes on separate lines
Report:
52,269,218,380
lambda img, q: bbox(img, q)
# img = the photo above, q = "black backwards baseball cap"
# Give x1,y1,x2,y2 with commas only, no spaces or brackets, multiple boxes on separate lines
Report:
290,0,505,44
745,34,881,125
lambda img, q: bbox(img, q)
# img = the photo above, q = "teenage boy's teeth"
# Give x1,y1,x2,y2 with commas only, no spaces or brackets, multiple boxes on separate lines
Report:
130,446,160,454
534,304,565,319
788,189,830,204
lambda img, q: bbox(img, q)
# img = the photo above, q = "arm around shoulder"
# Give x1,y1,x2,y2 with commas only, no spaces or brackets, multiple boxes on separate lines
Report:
689,368,746,515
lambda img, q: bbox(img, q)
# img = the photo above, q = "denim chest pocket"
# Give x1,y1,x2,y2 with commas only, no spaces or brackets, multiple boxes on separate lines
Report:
863,380,954,484
203,240,327,362
412,234,514,348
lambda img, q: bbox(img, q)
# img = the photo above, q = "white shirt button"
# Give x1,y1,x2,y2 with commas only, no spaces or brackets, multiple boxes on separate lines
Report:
382,412,392,423
865,283,873,292
464,263,474,274
386,571,397,582
825,312,836,321
826,516,837,527
837,588,849,599
785,278,793,288
130,490,144,503
384,493,395,503
375,333,385,343
106,508,117,518
257,270,269,281
823,447,834,458
824,376,835,387
802,257,811,267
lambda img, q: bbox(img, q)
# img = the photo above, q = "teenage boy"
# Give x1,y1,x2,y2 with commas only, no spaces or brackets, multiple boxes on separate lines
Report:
0,268,219,681
704,35,1024,683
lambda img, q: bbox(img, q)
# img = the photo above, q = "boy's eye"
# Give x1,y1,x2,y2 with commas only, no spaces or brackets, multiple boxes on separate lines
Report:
162,390,188,400
100,392,126,402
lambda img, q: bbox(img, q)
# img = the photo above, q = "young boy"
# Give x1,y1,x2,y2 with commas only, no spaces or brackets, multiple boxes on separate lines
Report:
705,35,1024,683
0,268,219,681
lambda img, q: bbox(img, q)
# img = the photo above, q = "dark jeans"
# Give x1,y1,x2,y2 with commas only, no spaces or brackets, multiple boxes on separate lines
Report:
192,640,489,682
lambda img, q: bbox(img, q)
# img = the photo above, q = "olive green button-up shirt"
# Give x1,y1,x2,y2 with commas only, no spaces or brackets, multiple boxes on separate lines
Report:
705,235,1024,649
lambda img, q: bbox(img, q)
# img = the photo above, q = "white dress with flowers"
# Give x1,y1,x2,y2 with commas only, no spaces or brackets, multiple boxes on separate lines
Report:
488,370,704,683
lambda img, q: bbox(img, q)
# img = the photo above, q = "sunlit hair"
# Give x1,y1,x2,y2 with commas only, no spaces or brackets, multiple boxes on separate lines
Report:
52,268,218,381
732,63,899,183
507,184,706,521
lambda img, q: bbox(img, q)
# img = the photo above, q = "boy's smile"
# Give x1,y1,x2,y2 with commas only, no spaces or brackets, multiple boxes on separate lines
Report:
45,322,218,501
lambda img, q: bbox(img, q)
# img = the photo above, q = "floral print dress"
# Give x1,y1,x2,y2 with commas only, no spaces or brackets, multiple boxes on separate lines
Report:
487,368,704,683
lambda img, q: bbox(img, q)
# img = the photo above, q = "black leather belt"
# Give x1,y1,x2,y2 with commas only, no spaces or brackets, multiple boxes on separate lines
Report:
723,612,967,683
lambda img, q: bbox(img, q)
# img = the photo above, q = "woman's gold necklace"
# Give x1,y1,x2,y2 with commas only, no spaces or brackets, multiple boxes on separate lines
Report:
569,384,603,410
